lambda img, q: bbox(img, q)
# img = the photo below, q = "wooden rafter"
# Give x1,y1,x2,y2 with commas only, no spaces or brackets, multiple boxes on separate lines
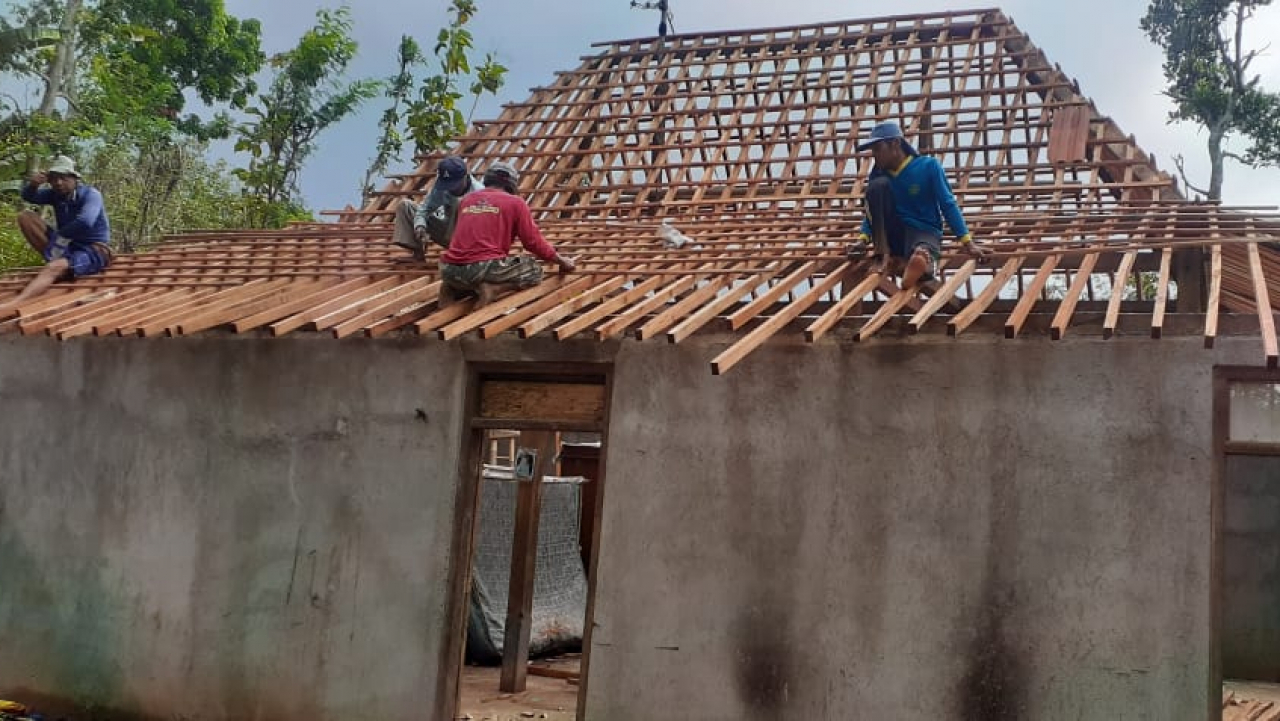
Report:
2,9,1279,373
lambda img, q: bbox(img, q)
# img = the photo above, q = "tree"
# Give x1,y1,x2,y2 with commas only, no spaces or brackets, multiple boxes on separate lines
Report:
83,134,252,251
78,0,263,138
1,0,262,129
233,6,379,227
360,34,424,201
1142,0,1280,200
403,0,508,155
360,1,508,201
0,0,264,258
0,0,263,189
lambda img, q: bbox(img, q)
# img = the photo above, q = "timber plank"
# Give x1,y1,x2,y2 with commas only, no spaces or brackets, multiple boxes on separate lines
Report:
1206,244,1222,348
711,262,849,375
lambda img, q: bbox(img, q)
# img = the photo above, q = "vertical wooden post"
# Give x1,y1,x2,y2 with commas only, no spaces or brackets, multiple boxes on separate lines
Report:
499,430,558,692
559,442,601,574
1173,247,1206,313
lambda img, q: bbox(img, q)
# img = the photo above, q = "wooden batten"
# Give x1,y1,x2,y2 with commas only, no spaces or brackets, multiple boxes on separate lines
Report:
0,9,1277,371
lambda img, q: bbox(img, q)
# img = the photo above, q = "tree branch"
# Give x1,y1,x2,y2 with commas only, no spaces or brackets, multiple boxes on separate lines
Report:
1223,149,1248,163
1173,154,1211,197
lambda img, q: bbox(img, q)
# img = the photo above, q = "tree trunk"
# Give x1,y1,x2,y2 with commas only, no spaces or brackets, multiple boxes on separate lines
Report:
37,0,82,117
1207,123,1226,201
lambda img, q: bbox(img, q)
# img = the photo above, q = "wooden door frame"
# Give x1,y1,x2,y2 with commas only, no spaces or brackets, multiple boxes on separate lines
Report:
435,362,613,721
1211,365,1280,719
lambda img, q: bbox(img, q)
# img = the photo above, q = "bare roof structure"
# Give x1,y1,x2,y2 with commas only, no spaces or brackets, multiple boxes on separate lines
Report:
3,7,1279,373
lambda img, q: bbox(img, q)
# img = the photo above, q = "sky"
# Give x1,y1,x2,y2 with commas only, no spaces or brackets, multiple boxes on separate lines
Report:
54,1,1280,211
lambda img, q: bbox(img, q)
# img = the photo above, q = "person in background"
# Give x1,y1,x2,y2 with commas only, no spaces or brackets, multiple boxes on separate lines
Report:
391,155,482,260
0,155,112,316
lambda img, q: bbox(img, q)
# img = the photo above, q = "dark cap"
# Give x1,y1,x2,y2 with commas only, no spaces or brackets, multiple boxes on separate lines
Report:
857,122,918,156
436,156,470,193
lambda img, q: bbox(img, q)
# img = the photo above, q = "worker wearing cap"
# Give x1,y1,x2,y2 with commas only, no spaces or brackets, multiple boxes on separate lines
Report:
0,155,112,314
438,161,576,309
392,155,482,260
851,122,987,289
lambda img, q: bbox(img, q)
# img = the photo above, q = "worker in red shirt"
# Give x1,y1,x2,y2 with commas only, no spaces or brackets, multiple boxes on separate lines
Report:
438,161,576,309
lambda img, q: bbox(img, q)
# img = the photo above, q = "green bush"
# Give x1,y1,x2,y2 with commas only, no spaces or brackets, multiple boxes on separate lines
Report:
0,210,41,272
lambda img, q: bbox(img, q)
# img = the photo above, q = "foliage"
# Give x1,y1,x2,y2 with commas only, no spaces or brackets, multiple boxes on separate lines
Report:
0,24,59,60
403,0,507,155
78,0,264,138
360,34,425,200
0,215,42,272
0,0,262,185
1142,0,1280,199
0,0,66,89
82,132,253,252
233,6,378,227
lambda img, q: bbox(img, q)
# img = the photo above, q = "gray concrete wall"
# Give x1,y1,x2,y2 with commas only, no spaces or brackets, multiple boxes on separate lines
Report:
1223,453,1280,681
586,336,1262,721
0,336,467,720
0,331,1264,721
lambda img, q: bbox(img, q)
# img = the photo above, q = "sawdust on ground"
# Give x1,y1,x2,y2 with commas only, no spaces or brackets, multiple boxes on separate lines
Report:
456,661,579,721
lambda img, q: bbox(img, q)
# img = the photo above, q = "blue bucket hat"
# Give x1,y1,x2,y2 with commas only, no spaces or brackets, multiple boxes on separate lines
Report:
857,122,918,156
435,156,470,193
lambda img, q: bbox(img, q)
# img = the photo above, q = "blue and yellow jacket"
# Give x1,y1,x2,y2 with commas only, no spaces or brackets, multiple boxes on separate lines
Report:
860,155,969,240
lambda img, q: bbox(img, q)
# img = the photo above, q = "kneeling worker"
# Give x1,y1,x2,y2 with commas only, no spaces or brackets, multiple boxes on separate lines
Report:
438,161,576,309
0,155,111,315
392,155,481,260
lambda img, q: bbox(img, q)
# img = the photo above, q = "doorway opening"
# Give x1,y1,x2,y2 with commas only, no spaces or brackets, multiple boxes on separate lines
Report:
1215,367,1280,719
442,365,610,721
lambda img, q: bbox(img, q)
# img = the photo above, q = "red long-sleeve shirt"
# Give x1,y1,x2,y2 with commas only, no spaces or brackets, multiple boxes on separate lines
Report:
440,188,559,265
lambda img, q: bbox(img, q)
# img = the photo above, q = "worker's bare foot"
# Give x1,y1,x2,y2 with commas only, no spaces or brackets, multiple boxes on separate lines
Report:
902,249,934,290
473,283,499,310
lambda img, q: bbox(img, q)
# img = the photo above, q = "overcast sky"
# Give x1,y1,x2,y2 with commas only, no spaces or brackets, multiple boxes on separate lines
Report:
206,1,1280,211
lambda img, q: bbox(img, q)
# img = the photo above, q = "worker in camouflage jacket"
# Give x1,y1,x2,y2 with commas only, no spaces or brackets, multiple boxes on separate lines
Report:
392,155,482,260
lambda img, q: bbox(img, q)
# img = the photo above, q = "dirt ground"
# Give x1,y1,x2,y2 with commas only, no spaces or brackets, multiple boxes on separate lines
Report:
456,657,580,721
1224,680,1280,721
453,674,1274,721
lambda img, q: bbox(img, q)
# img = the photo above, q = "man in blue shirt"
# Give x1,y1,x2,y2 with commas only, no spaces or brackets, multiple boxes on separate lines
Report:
1,155,112,314
850,122,987,289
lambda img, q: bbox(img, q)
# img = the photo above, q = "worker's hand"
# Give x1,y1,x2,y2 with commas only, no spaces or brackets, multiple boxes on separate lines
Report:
960,236,991,264
557,255,578,272
413,226,428,244
28,171,46,186
846,234,871,259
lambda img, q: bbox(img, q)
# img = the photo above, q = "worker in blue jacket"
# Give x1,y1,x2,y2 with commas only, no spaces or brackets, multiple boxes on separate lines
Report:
851,122,988,289
1,155,112,314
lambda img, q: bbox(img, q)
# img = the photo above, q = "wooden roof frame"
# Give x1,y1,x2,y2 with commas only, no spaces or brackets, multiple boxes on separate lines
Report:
3,8,1279,374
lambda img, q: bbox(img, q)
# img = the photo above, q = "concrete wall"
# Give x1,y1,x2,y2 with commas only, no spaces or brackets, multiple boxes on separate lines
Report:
0,336,467,720
587,336,1260,721
0,331,1264,720
1223,453,1280,681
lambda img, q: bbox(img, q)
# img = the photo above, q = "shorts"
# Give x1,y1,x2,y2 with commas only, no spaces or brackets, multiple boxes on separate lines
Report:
895,225,942,261
43,227,111,277
440,256,544,292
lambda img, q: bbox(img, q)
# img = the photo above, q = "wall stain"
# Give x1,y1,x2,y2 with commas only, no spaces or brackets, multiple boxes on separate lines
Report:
957,449,1027,721
731,600,795,713
722,375,806,714
958,582,1025,721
